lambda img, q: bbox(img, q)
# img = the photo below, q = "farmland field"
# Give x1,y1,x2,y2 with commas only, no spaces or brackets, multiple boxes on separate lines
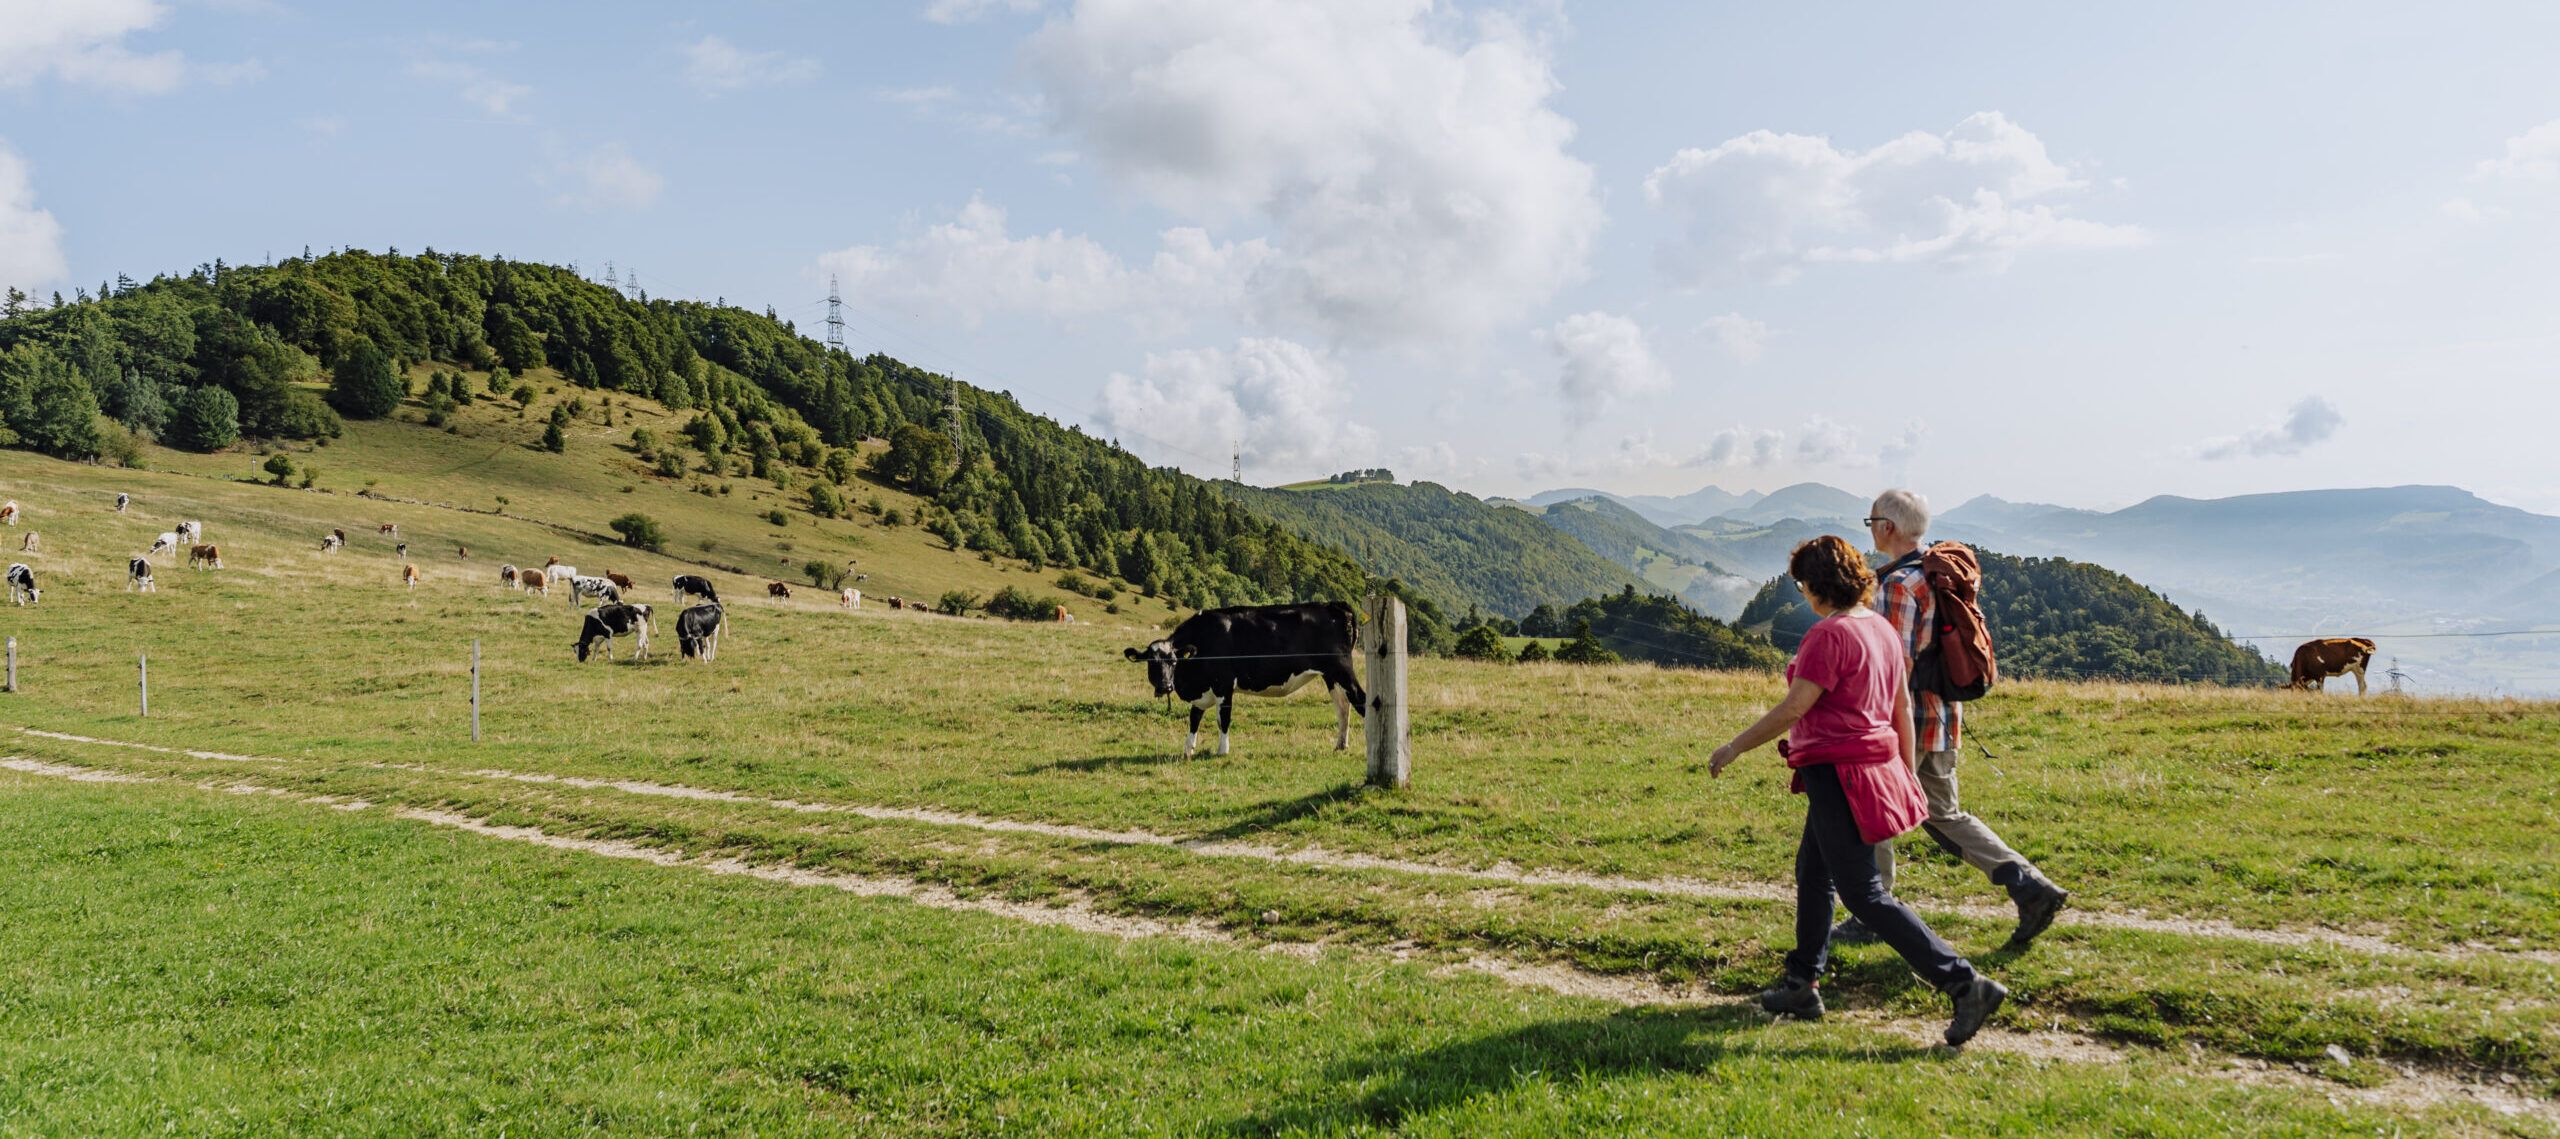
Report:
0,435,2554,1135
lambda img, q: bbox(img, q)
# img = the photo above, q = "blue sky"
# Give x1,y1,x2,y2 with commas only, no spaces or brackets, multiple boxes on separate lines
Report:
5,1,2558,512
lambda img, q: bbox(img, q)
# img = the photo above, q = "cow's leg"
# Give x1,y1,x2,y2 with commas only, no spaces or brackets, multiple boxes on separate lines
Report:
1216,692,1233,756
1184,705,1204,758
2351,665,2368,696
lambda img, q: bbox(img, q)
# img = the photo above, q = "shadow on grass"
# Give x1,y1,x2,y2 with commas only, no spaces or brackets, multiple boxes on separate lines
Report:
1188,782,1366,844
1221,1003,1938,1134
1013,752,1193,775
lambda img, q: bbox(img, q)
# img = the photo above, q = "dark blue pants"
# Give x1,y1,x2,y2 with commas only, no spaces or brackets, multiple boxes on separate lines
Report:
1785,763,1977,994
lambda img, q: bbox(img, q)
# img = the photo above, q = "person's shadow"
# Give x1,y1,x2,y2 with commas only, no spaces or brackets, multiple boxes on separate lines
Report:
1220,1002,1940,1134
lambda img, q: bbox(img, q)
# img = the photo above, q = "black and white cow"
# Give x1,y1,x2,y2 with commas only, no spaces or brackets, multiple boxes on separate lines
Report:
174,520,202,545
115,492,130,513
675,603,724,662
128,557,156,592
567,575,621,608
672,574,719,605
1122,602,1367,758
574,602,653,662
6,563,37,605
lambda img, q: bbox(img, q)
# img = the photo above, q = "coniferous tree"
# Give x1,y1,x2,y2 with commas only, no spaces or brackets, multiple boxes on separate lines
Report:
327,339,403,419
165,387,242,452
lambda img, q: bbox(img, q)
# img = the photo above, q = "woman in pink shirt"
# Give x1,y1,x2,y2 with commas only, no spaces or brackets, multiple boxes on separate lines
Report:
1709,535,2007,1047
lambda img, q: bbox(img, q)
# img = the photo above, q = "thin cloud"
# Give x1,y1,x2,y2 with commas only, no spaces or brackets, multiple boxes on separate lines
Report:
682,35,819,95
540,144,663,212
2194,396,2344,460
409,56,532,118
1544,311,1669,429
0,0,259,94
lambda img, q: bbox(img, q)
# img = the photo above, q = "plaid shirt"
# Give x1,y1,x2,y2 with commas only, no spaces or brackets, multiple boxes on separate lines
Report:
1878,557,1960,752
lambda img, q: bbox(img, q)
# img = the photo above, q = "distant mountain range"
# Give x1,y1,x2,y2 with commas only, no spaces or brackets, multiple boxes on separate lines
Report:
1520,483,1764,528
1495,495,1758,619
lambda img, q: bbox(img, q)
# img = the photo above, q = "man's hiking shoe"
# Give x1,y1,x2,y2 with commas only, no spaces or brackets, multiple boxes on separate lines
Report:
1828,915,1879,945
1758,978,1824,1020
1943,977,2007,1047
2006,874,2069,948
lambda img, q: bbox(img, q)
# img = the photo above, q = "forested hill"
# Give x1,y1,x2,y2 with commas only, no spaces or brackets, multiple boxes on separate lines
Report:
1735,548,2285,686
1221,480,1640,619
0,250,1375,613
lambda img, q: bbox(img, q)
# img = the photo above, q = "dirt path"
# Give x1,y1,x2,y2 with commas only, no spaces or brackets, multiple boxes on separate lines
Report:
0,754,2547,1129
16,726,2558,966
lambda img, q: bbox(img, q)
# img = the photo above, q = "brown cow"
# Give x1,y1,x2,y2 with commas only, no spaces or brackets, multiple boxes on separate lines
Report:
402,563,420,589
379,523,399,536
17,531,34,553
188,544,222,569
603,570,635,593
767,581,792,599
457,545,470,560
2288,637,2377,694
518,567,549,595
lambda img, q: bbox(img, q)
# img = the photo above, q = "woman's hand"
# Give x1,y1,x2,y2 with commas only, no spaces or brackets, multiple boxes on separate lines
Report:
1708,742,1741,778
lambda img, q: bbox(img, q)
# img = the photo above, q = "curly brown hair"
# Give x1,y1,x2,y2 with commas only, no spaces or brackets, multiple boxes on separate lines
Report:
1789,534,1875,612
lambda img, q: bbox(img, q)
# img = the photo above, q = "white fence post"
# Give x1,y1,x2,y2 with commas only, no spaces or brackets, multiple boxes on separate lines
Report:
1363,592,1409,790
471,639,482,743
138,652,149,717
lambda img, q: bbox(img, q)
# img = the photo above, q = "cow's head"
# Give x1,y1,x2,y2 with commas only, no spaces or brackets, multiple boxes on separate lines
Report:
1121,640,1195,696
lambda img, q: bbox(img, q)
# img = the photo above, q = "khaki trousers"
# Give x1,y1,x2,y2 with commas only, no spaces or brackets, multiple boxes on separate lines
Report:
1875,748,2034,892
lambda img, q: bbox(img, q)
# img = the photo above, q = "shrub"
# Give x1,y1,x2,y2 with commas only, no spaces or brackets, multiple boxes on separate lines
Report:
985,586,1066,621
655,450,686,478
512,386,536,407
1054,571,1093,596
1453,625,1508,661
609,512,667,553
806,482,846,518
764,508,789,527
298,465,318,489
1553,621,1620,665
631,427,656,450
1515,640,1551,663
935,589,979,616
262,453,296,485
540,421,566,452
95,419,148,469
326,340,404,419
881,508,904,527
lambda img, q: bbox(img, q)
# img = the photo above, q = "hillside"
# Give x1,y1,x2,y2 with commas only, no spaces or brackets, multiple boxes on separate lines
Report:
1223,480,1637,619
1735,548,2285,685
1519,482,1763,528
0,250,1388,624
1671,515,1866,580
1504,495,1757,619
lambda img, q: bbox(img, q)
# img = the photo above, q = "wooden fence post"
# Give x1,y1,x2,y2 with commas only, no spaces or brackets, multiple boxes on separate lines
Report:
1363,592,1409,790
138,652,149,717
471,639,482,743
5,635,14,693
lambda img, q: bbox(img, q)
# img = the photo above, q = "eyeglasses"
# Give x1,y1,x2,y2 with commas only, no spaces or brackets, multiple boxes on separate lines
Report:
1862,516,1888,526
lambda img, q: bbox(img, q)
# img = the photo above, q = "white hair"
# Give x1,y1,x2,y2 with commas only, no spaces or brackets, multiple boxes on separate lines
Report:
1871,489,1930,538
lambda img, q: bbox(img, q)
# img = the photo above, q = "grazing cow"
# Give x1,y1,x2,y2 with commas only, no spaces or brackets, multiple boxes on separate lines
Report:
148,532,180,559
128,557,155,592
320,534,344,553
499,563,521,589
379,523,399,537
544,556,576,583
518,567,550,595
672,574,719,605
457,545,470,560
395,542,408,560
603,570,635,593
402,563,420,589
888,596,906,610
0,500,18,526
333,527,347,544
115,492,129,513
1123,602,1367,758
175,520,202,544
575,602,654,662
188,544,222,569
17,531,35,553
2289,637,2378,695
839,587,860,609
676,603,724,661
6,563,37,606
767,581,791,599
568,575,620,607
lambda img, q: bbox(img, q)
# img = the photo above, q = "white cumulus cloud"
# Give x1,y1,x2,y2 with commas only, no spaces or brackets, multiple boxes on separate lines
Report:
1644,111,2145,284
410,56,531,118
923,0,1045,23
2472,119,2560,183
682,35,819,95
1093,337,1378,477
1544,311,1669,429
542,144,663,211
1025,0,1602,345
2195,396,2344,460
817,195,1271,335
0,0,189,93
0,140,68,293
1687,426,1784,469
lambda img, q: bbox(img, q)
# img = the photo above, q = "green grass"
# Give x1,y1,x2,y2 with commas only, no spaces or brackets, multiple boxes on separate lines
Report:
0,775,2516,1137
0,424,2556,1128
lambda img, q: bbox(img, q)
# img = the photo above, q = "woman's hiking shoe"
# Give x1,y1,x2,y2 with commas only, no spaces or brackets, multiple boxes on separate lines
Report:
1943,977,2008,1047
2006,874,2069,948
1758,978,1825,1020
1828,915,1879,945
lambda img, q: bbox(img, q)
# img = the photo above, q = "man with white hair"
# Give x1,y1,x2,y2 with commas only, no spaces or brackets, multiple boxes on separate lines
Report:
1846,488,2069,949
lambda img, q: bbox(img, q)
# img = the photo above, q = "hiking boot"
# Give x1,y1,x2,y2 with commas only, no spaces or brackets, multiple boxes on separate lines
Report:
1758,977,1825,1020
1943,976,2007,1047
1829,915,1879,945
2006,873,2069,948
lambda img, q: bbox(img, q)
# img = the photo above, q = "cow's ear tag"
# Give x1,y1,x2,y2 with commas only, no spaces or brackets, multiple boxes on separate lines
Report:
1177,644,1198,658
1123,647,1144,661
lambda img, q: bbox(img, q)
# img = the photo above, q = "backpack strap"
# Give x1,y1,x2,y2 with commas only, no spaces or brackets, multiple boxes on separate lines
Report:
1879,550,1925,579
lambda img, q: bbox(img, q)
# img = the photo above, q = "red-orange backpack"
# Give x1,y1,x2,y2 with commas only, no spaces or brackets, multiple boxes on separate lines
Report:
1907,542,1996,701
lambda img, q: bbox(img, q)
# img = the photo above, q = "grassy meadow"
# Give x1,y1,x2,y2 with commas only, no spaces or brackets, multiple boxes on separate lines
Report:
0,398,2553,1134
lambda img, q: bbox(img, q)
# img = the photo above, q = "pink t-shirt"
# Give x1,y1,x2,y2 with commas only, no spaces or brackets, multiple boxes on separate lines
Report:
1784,609,1906,766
